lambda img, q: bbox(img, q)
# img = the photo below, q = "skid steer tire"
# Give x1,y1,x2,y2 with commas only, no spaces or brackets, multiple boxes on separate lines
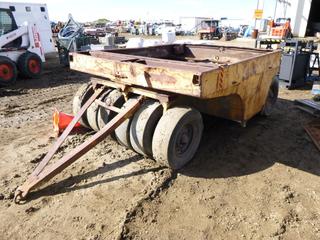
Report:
0,56,17,86
115,98,137,149
260,76,279,117
17,51,43,78
152,107,203,170
72,82,94,129
130,100,163,157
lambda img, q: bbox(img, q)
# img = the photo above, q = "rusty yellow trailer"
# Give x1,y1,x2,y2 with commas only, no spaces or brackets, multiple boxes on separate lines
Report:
70,44,281,124
14,44,281,202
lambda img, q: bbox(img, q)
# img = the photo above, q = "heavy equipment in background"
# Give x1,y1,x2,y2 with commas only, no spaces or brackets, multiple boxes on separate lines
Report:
269,18,292,39
255,18,293,50
56,15,126,66
0,8,44,86
0,2,54,86
198,19,222,40
56,15,99,66
14,44,281,203
221,27,238,41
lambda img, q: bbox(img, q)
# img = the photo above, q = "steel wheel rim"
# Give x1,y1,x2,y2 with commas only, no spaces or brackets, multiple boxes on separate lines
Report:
175,124,194,156
28,58,41,74
0,64,13,81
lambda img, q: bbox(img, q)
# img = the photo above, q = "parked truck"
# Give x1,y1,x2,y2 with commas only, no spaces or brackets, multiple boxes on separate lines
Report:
14,44,281,202
198,19,222,40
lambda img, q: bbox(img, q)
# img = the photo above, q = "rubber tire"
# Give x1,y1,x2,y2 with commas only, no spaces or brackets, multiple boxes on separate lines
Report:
0,56,17,86
72,82,94,129
114,98,137,149
152,107,203,170
260,76,279,116
17,51,43,78
86,90,110,131
97,89,125,130
130,100,163,157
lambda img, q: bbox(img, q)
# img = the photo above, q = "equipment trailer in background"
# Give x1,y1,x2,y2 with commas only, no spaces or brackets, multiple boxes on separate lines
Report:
14,44,281,203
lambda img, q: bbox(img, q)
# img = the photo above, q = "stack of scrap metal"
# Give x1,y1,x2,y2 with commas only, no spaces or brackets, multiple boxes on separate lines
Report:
221,31,238,41
296,97,320,152
304,121,320,151
294,99,320,117
57,15,99,66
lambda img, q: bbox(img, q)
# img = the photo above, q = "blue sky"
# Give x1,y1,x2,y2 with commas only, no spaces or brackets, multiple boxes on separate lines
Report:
9,0,277,22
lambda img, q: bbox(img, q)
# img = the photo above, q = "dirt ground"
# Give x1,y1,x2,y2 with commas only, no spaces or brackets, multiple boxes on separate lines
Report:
0,42,320,240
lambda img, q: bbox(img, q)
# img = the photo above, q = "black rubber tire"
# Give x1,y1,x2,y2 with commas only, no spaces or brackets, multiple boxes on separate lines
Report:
0,56,17,86
97,89,125,130
72,82,94,129
130,100,163,157
114,98,137,149
86,90,111,131
260,76,279,116
152,107,203,170
86,100,100,131
17,51,43,78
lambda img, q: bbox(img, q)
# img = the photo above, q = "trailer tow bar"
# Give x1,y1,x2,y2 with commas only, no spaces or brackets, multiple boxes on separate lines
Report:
14,89,144,203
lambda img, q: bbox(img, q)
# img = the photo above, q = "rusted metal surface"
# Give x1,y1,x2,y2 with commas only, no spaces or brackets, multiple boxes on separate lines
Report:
14,95,144,203
91,78,174,104
70,44,281,122
304,121,320,152
95,99,122,113
201,52,280,121
70,52,202,97
108,44,265,61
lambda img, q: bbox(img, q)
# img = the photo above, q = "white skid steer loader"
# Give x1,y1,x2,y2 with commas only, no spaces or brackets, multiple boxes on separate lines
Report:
0,7,45,86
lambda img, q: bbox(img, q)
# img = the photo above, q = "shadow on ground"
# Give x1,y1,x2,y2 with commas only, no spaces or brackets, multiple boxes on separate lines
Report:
183,98,320,179
27,97,320,202
23,97,320,202
28,155,165,200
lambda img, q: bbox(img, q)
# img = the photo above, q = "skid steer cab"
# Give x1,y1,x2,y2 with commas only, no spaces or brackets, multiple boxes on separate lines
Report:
0,8,45,86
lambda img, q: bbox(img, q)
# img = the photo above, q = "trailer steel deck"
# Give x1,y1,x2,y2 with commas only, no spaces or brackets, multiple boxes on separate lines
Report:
70,44,281,122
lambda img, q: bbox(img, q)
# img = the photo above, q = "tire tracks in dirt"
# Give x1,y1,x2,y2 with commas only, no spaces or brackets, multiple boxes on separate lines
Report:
0,83,88,128
115,168,177,239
